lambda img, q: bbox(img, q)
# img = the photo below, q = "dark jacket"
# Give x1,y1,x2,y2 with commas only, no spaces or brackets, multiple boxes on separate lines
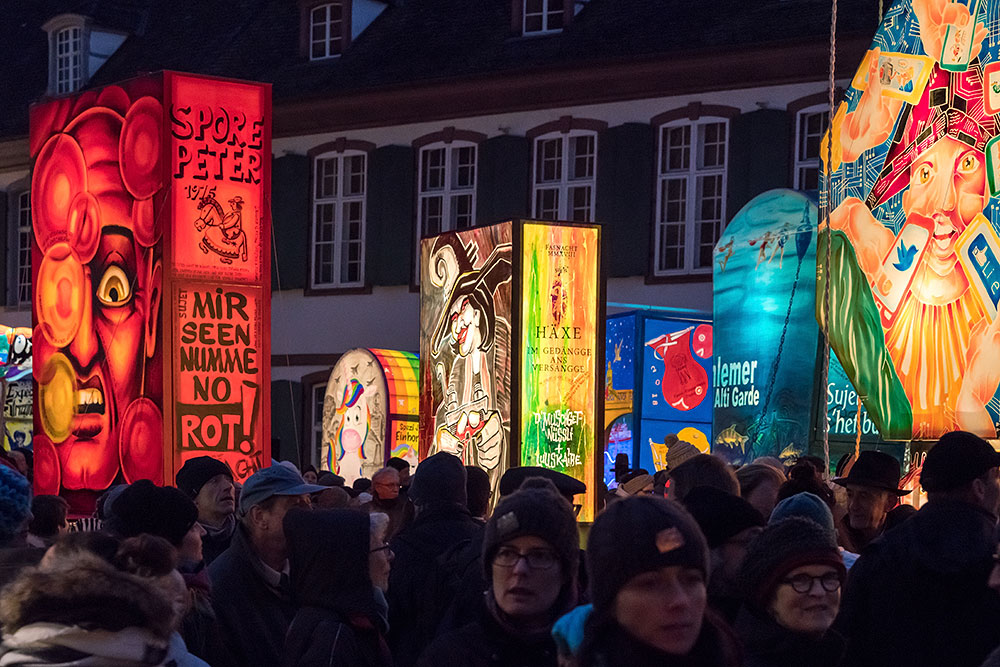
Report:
837,499,1000,667
361,494,413,540
180,565,230,667
209,523,295,667
735,606,844,667
580,612,741,667
200,514,236,567
0,546,43,588
281,509,392,667
417,595,558,667
387,502,483,667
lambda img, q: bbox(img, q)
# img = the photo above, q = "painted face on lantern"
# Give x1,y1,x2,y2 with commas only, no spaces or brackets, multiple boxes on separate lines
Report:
901,136,986,277
449,296,482,357
33,94,164,495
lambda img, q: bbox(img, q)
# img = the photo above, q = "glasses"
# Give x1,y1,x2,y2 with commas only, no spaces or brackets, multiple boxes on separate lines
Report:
781,572,842,594
370,543,392,555
493,546,559,570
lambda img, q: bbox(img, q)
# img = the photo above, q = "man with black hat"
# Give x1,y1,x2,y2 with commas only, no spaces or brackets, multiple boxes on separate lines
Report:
831,450,910,553
176,456,236,566
208,465,324,667
837,431,1000,667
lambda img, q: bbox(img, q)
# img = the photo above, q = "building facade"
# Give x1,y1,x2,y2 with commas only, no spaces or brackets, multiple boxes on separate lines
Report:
0,0,877,465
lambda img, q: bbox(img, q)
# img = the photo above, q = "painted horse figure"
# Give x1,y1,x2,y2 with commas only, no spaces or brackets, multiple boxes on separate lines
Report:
195,195,248,264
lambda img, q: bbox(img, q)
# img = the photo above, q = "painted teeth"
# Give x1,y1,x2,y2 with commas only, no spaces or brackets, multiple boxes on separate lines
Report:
76,387,104,412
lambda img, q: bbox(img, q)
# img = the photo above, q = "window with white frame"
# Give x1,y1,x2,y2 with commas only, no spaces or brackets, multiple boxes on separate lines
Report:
312,150,366,288
523,0,565,34
310,2,344,60
418,142,477,239
532,132,596,222
55,26,83,94
654,119,728,275
794,107,829,191
16,192,31,306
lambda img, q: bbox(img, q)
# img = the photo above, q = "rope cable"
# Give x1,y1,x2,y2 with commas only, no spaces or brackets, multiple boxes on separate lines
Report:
822,0,838,476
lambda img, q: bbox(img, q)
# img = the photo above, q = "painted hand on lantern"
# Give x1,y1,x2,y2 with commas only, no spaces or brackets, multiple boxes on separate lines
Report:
32,90,164,496
841,49,905,163
956,314,1000,437
476,412,503,470
912,0,987,65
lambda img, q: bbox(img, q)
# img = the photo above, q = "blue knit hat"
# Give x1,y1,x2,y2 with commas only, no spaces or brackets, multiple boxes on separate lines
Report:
769,492,835,535
0,466,31,544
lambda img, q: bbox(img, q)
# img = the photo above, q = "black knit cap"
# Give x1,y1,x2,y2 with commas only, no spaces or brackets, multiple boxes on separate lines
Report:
586,495,708,614
739,516,845,611
482,477,580,584
175,456,233,499
683,486,765,549
408,452,467,507
110,480,199,547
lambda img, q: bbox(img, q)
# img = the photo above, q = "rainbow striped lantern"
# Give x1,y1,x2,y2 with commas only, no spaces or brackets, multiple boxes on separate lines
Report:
320,348,419,484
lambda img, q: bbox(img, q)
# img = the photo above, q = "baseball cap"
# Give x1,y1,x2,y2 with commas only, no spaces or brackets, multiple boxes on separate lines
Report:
920,431,1000,493
239,465,326,516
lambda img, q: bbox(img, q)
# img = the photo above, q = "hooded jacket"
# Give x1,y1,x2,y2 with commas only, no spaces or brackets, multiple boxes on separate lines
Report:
837,499,1000,667
0,553,205,666
281,509,392,667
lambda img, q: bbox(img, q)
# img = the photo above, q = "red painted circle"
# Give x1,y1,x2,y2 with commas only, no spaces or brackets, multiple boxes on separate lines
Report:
119,397,163,485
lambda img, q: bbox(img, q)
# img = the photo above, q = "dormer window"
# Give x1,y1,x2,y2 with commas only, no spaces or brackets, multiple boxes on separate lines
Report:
310,2,346,60
54,26,83,94
524,0,565,34
43,14,126,96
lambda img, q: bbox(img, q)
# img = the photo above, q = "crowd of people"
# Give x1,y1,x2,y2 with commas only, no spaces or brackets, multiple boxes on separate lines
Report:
0,431,999,666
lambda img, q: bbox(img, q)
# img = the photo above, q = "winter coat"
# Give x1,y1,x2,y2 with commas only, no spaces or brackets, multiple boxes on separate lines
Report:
578,612,742,667
0,553,207,666
180,565,230,666
417,594,559,667
837,499,1000,667
209,523,295,667
281,509,392,667
735,606,844,667
386,502,483,667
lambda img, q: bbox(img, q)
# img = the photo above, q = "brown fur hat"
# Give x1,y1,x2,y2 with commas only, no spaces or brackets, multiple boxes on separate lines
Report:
0,551,174,639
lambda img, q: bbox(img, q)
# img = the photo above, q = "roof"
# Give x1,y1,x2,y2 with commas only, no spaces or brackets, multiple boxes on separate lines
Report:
0,0,880,140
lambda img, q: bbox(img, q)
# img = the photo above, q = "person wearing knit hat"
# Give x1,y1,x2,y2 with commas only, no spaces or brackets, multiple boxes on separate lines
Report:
110,480,205,567
578,496,740,665
667,453,740,503
736,517,846,667
0,466,38,588
386,452,482,666
771,493,860,572
417,477,579,666
683,486,765,622
176,456,236,566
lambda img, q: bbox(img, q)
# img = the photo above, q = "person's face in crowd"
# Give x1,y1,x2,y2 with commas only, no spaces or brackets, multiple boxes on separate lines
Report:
368,526,393,592
179,521,206,564
303,470,318,485
745,479,781,520
373,470,401,501
194,474,236,523
613,565,706,655
845,485,894,532
252,493,312,555
716,526,762,585
769,564,841,635
492,535,563,622
976,467,1000,517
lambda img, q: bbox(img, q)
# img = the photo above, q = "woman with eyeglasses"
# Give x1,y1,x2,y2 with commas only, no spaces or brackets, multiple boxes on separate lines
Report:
735,517,846,667
417,478,578,667
280,509,394,667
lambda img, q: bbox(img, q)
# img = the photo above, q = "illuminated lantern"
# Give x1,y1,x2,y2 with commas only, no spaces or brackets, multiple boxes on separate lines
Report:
419,220,603,521
821,0,1000,442
319,348,420,485
30,73,271,513
603,312,714,487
